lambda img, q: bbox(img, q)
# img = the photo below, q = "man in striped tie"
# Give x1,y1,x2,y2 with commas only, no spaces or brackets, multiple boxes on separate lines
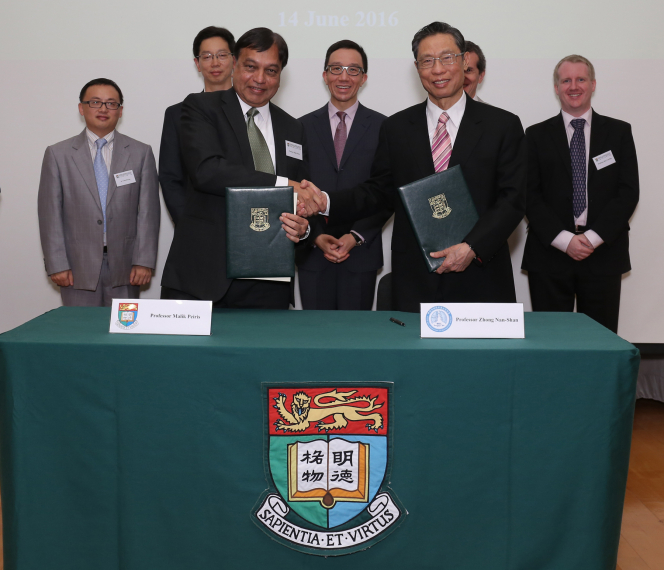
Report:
297,22,526,312
522,55,639,333
37,78,160,306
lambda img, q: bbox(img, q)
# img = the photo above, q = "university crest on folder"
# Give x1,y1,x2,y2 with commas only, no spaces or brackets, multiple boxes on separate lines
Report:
252,384,405,556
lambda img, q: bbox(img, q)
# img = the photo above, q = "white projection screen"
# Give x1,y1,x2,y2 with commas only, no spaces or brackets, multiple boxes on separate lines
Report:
1,0,662,341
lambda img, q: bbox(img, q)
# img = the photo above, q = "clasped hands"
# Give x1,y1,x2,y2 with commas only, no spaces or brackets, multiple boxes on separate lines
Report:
315,233,357,263
566,233,595,261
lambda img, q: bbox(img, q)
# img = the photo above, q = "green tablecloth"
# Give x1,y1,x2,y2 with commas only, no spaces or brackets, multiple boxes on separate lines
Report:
0,308,639,569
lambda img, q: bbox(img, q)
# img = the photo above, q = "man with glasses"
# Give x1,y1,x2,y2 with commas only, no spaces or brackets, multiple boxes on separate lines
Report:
38,78,160,306
297,22,526,311
463,41,486,102
297,40,389,310
159,26,235,226
161,28,310,310
522,55,639,333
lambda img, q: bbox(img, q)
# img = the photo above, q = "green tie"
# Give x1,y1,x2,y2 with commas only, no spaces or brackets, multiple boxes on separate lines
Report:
246,108,275,175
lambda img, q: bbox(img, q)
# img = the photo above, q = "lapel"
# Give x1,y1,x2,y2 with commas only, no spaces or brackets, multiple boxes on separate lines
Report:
71,130,102,210
270,102,288,176
449,96,483,168
311,104,338,169
547,113,573,182
107,132,130,205
588,109,608,187
408,100,436,178
221,90,255,171
339,103,370,170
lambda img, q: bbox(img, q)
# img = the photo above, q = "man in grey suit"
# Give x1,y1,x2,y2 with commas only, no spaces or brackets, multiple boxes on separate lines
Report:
38,78,160,306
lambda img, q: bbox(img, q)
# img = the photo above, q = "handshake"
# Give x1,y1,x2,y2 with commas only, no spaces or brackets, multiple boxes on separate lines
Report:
289,179,328,217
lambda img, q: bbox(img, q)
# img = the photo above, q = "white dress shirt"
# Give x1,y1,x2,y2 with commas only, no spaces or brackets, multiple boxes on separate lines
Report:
551,108,603,252
86,128,114,175
236,93,289,187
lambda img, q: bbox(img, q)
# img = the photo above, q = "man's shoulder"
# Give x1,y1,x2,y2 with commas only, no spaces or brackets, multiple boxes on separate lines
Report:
164,101,184,119
593,111,632,133
48,132,85,153
115,132,152,153
357,102,387,122
470,98,522,127
298,104,327,124
525,114,560,136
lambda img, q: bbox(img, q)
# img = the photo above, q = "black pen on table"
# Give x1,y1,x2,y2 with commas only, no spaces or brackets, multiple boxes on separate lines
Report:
390,317,405,327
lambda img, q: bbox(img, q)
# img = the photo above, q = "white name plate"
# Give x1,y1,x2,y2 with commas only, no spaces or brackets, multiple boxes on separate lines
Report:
420,303,525,339
109,299,212,335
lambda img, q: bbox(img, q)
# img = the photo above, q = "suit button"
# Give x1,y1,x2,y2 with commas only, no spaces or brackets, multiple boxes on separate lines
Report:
97,220,103,225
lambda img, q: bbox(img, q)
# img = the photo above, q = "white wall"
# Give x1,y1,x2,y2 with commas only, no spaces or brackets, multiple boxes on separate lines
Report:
1,0,662,341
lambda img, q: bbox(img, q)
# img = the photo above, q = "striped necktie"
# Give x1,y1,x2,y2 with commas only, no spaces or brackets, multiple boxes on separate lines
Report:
93,138,109,232
432,112,452,172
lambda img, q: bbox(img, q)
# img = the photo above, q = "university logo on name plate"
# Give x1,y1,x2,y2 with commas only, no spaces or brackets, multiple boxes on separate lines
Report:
116,302,139,330
252,383,405,556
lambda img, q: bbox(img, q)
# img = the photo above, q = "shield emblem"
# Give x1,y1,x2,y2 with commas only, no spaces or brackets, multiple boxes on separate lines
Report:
428,193,452,219
250,208,270,231
253,384,404,556
117,303,138,327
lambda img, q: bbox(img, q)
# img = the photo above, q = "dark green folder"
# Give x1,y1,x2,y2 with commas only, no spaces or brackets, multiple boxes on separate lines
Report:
397,166,479,272
226,186,295,279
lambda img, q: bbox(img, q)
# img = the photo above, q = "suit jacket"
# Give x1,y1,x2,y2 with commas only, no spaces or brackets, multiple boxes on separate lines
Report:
159,101,188,226
37,130,160,291
161,89,309,302
522,110,639,275
331,96,526,311
298,103,390,273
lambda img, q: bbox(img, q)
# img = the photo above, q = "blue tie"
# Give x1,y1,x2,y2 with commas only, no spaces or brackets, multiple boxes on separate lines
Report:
570,118,586,219
94,138,109,233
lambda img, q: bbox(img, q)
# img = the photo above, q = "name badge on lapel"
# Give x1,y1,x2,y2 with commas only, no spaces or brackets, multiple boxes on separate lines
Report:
592,151,616,170
114,170,136,186
285,141,303,160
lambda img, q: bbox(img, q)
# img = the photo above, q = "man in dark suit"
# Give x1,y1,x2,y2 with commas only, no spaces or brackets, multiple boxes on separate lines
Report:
463,41,486,103
297,22,526,313
522,55,639,333
161,28,310,309
159,26,235,226
298,40,389,310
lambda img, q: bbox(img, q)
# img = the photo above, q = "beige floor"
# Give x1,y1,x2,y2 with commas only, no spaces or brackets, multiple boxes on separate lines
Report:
1,399,662,569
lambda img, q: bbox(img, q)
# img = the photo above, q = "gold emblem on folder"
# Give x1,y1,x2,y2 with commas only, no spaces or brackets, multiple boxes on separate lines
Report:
250,208,270,232
428,193,452,219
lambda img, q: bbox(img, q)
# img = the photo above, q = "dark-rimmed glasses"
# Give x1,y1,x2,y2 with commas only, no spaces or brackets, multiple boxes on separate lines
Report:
81,100,121,110
416,52,465,69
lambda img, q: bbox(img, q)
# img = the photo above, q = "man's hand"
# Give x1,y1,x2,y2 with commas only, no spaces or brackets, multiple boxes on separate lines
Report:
50,269,73,287
336,234,357,258
315,234,348,263
281,213,309,243
566,234,594,261
430,242,476,274
130,265,153,286
294,179,327,217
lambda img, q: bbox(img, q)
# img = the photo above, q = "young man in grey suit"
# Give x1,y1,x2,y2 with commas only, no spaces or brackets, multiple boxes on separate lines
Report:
38,78,160,307
159,26,235,226
298,40,389,310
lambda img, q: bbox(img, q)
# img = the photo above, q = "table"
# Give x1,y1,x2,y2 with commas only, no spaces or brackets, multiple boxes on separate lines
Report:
0,308,639,569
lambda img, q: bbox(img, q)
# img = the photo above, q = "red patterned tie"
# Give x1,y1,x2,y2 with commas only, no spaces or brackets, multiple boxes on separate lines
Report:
432,112,452,172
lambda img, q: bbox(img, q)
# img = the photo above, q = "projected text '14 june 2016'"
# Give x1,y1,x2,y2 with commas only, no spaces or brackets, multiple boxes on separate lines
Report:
278,11,398,28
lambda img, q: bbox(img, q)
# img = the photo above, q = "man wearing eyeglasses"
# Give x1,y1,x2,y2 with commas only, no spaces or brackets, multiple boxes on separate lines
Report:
161,28,310,310
297,40,389,310
159,26,235,227
37,78,160,306
297,22,525,312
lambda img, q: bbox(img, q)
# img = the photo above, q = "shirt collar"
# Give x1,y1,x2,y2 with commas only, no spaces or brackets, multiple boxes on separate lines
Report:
426,91,467,130
86,128,115,146
328,100,359,121
236,91,271,123
561,107,592,129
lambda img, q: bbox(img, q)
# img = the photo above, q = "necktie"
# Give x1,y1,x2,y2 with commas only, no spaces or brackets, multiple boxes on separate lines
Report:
570,118,587,218
246,108,275,175
432,112,452,172
334,111,347,168
93,138,109,233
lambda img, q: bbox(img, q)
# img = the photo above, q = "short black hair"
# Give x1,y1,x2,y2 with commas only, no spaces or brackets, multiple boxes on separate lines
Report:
234,27,288,68
79,78,124,105
192,26,235,58
465,41,486,74
411,22,465,60
324,39,368,72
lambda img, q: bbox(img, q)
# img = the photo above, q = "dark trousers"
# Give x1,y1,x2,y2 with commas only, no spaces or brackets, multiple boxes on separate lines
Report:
161,279,290,310
299,264,377,310
528,271,622,333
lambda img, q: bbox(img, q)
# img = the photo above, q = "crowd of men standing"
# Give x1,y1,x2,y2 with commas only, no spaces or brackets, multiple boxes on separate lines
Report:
37,21,639,333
